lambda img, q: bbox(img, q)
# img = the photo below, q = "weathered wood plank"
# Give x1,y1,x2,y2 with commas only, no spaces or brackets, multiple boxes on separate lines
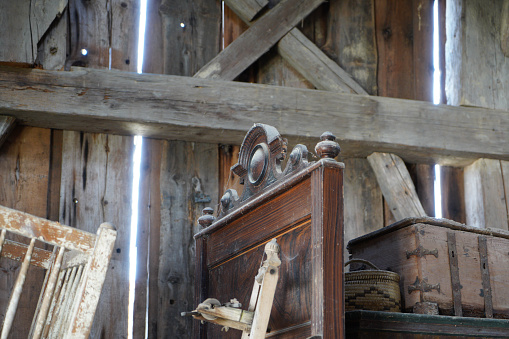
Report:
35,6,68,70
367,153,426,221
441,166,466,224
502,0,509,57
464,159,509,230
158,141,218,337
446,0,509,110
225,0,268,22
278,29,367,94
1,66,509,165
0,116,16,150
0,126,52,338
343,158,383,261
194,0,324,80
224,0,365,93
59,132,133,338
134,138,162,338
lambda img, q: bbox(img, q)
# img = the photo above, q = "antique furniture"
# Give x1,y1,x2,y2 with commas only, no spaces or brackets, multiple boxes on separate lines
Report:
0,204,116,339
185,239,281,338
348,217,509,318
194,124,344,338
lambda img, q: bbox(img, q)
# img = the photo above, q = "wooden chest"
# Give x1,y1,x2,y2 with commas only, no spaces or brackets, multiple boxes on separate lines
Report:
348,217,509,318
193,125,344,338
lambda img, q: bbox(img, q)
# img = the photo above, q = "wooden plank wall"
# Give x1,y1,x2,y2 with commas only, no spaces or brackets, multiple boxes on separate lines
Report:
0,0,139,338
141,1,221,337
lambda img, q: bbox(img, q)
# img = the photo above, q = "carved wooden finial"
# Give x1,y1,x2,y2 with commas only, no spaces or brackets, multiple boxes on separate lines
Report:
315,131,340,159
198,207,215,228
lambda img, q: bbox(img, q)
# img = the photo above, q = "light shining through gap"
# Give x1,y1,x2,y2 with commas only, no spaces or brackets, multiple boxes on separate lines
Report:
433,0,443,218
128,0,148,337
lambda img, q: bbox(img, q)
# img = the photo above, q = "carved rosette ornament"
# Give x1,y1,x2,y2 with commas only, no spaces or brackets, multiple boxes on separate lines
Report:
200,124,341,225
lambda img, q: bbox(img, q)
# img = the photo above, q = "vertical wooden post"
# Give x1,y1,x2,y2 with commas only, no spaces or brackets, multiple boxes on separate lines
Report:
311,162,344,338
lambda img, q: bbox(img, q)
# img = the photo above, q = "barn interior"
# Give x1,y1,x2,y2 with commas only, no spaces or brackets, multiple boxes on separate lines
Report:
1,0,509,338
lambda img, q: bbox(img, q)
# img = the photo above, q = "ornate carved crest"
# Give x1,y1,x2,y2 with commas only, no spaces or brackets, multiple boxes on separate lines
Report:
211,123,340,218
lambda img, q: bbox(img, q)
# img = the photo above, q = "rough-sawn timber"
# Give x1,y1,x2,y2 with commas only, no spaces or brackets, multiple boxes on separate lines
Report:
0,66,508,165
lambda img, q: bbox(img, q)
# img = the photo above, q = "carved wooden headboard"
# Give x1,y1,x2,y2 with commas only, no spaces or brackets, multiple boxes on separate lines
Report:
194,124,344,339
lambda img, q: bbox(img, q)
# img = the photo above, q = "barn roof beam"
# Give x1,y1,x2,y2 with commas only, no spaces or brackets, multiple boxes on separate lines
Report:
0,65,508,166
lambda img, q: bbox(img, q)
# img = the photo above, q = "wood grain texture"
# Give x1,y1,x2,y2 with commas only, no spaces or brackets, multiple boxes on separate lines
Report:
157,141,219,338
324,0,377,95
441,166,466,224
0,116,16,150
446,0,509,110
194,0,325,80
464,159,509,230
343,158,383,262
0,126,52,338
207,222,312,338
59,131,133,338
207,180,311,267
367,153,426,221
36,7,68,71
3,66,509,165
311,164,344,338
224,0,268,22
132,138,162,338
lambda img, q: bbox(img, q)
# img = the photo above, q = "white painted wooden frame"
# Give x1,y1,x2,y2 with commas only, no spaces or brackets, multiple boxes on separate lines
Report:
0,204,117,339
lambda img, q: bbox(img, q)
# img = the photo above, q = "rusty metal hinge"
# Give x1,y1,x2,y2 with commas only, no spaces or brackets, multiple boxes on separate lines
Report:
408,277,440,294
406,245,438,259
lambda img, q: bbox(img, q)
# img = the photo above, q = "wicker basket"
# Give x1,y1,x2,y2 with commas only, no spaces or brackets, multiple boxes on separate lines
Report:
345,259,401,312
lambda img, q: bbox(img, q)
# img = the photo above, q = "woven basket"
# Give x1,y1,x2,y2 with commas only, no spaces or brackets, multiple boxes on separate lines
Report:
345,259,401,312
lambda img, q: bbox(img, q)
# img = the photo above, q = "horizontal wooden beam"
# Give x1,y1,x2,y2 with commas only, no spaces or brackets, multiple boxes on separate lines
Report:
1,66,509,165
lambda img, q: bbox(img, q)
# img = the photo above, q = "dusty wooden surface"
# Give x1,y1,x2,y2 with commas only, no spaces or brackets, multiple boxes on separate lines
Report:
367,153,426,220
140,1,221,337
446,0,509,110
2,66,509,165
464,159,509,230
59,132,133,338
0,0,67,64
0,126,52,337
194,0,324,80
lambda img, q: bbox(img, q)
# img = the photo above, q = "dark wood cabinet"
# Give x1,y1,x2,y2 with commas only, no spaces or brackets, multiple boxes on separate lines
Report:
193,124,344,338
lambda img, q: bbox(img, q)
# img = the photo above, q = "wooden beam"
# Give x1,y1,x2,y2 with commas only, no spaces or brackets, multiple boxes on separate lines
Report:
225,0,269,22
224,0,367,94
0,116,16,149
194,0,324,80
367,153,426,221
1,66,509,165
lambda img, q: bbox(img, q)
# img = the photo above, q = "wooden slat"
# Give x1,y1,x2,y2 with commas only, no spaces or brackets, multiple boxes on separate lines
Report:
0,116,16,150
441,166,466,224
464,159,509,230
194,0,324,80
59,132,131,338
157,141,219,337
1,238,36,339
67,224,116,338
0,238,54,269
367,153,427,220
2,66,509,165
0,205,96,253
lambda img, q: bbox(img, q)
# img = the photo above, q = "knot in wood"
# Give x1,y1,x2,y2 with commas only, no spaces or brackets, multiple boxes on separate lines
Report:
198,207,215,228
315,131,340,159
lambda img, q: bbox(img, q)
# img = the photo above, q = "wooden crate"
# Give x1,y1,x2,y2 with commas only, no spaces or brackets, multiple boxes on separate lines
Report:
193,125,344,338
348,217,509,318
